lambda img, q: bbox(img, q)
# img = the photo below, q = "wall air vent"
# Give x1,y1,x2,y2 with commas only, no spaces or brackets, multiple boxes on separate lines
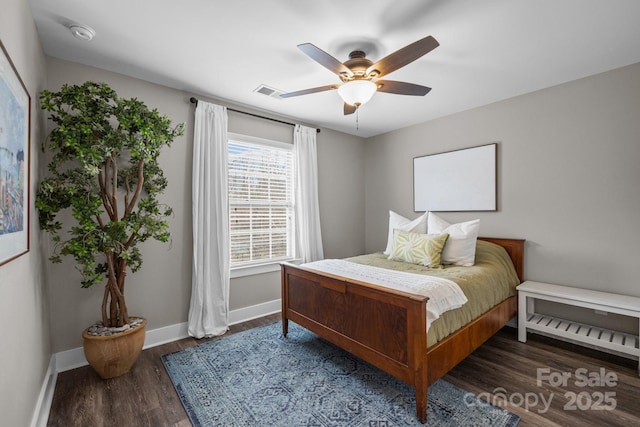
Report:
254,84,284,99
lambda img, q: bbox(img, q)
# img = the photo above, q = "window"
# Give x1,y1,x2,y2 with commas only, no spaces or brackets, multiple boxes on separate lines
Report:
228,133,296,269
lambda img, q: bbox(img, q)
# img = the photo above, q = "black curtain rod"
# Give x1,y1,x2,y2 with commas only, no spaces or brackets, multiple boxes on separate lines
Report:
189,97,320,133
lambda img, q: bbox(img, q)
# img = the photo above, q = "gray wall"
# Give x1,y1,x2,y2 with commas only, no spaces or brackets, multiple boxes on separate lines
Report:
0,0,49,426
365,62,640,301
44,58,367,351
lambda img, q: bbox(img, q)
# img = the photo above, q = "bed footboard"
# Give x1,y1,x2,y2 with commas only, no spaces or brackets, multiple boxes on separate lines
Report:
280,238,524,424
281,263,431,422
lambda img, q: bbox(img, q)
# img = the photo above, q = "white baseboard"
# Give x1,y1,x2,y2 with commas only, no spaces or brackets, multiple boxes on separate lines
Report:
53,298,282,373
31,357,57,427
144,321,190,349
54,346,89,373
33,299,282,426
229,298,281,325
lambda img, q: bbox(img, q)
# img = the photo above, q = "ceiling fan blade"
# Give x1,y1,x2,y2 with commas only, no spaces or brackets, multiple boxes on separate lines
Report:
366,35,439,78
298,43,354,78
376,80,432,96
344,103,357,115
280,84,338,98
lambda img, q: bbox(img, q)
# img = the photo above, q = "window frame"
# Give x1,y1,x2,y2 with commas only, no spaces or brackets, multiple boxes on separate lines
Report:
227,132,299,278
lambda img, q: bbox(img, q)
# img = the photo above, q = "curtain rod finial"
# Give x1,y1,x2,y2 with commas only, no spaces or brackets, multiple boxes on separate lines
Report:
190,97,198,105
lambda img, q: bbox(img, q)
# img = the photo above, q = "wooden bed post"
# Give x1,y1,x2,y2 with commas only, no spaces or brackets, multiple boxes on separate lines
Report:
281,265,289,337
416,390,427,424
411,297,429,423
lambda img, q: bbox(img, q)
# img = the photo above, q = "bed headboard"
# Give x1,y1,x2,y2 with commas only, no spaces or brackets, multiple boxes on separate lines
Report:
478,237,525,282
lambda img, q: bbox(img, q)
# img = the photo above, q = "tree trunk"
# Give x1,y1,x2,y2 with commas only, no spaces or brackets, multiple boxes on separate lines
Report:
101,254,130,327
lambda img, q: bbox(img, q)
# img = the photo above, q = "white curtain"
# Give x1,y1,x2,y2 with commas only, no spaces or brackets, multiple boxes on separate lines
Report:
294,125,324,263
188,101,230,338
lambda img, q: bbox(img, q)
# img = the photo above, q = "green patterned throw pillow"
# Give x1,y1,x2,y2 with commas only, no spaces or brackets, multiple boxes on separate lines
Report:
388,230,449,268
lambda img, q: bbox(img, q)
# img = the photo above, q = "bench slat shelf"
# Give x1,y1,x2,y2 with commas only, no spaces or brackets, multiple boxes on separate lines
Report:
517,281,640,374
524,312,638,356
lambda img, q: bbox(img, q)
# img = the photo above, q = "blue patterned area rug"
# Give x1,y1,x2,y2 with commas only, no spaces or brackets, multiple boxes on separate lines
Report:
162,321,519,426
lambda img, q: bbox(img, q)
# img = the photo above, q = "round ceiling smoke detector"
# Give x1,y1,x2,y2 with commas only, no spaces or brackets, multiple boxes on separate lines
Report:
68,24,95,41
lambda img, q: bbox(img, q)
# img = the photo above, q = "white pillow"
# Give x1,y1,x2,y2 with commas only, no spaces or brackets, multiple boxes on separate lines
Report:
383,211,428,255
427,212,480,266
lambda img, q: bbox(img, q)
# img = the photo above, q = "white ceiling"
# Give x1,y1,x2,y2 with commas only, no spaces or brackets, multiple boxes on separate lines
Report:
29,0,640,138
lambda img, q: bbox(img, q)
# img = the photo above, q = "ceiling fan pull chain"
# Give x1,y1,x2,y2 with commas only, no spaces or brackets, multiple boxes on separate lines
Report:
356,106,359,131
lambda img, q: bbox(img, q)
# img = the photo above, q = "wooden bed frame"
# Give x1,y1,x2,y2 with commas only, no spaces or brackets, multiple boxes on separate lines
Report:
281,237,524,424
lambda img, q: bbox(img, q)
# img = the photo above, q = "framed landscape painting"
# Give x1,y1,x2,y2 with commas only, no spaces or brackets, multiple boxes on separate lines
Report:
0,40,30,266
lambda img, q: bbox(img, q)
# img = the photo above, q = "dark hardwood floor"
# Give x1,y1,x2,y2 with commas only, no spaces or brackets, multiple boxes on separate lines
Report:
47,315,640,426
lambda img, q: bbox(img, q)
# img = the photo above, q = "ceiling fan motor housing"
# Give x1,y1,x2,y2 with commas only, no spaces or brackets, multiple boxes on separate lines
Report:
342,51,377,81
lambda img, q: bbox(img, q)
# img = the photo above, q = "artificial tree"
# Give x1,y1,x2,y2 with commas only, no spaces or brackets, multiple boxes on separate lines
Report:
37,81,184,328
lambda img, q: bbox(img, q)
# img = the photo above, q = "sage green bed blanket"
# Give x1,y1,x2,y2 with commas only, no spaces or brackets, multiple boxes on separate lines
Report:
346,239,520,347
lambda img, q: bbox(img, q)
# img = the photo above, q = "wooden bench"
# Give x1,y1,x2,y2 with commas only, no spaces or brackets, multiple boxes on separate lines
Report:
517,280,640,374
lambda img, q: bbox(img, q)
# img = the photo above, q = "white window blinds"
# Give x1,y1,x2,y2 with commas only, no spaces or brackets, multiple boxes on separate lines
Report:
228,136,295,266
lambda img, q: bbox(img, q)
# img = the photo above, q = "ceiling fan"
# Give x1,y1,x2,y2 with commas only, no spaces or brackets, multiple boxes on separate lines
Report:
280,35,439,115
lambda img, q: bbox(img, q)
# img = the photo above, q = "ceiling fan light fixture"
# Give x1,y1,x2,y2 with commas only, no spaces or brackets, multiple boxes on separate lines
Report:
337,80,377,107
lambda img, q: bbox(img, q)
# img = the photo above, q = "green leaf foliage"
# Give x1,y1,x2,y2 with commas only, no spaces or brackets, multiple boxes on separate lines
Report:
37,81,184,291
